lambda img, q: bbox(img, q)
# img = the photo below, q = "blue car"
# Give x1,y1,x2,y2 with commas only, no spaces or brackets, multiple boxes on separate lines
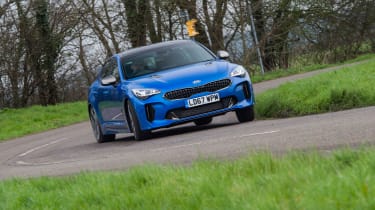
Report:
88,40,255,142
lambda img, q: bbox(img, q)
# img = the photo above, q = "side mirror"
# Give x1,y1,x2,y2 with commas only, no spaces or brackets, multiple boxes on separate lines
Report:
217,50,229,60
101,75,117,86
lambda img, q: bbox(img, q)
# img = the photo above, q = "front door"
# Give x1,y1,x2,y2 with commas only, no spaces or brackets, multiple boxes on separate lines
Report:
96,58,128,132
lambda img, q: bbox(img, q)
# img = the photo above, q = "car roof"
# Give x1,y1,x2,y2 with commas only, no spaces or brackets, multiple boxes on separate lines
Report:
116,40,196,59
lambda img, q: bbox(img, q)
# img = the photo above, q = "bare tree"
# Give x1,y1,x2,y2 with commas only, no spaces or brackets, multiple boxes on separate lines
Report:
202,0,228,52
145,0,162,43
122,0,147,47
177,0,210,47
79,0,123,57
0,1,35,107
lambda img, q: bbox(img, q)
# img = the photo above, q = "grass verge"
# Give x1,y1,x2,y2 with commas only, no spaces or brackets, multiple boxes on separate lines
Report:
0,148,374,209
0,101,87,141
251,53,375,83
255,57,375,118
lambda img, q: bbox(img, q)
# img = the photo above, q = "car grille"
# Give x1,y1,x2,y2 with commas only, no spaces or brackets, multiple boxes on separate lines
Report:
164,79,231,100
166,97,237,119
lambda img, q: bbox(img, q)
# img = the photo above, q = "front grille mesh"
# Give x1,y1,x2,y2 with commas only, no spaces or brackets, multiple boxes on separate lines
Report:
164,79,231,100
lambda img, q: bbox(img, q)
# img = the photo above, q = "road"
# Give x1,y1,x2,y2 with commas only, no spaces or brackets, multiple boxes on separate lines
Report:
0,61,374,180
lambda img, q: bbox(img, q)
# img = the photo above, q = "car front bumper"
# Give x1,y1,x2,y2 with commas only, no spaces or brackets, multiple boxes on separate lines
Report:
131,77,255,131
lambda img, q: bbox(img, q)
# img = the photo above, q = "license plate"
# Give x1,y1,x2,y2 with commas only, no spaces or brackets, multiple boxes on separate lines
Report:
186,93,220,108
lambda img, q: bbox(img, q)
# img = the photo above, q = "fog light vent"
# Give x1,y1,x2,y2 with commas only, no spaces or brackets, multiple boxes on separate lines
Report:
145,104,155,122
242,82,251,99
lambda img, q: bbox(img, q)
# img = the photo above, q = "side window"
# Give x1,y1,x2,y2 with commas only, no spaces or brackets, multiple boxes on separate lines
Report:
112,63,120,81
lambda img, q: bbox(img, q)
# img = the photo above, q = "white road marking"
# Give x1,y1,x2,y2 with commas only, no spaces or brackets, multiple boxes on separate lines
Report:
151,130,280,152
238,130,280,138
18,138,67,157
151,142,204,151
16,160,70,166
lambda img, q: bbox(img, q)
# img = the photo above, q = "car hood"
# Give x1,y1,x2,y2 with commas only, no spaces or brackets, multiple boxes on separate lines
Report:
128,60,235,91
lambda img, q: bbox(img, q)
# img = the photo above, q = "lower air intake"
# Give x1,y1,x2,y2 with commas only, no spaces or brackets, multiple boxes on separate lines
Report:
166,97,237,119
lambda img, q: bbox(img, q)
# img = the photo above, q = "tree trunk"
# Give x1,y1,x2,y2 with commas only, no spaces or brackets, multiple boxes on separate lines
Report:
202,0,228,52
123,0,147,47
177,0,210,47
145,0,162,43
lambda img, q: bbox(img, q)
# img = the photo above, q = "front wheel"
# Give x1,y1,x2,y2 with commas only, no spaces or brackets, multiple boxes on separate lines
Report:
89,107,115,143
127,102,151,141
235,106,255,122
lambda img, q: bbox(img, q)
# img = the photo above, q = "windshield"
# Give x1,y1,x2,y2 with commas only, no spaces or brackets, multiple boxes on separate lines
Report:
121,41,215,79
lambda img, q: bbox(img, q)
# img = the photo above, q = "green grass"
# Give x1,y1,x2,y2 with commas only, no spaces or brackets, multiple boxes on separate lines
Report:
255,57,375,118
0,148,374,209
0,101,88,141
251,53,375,83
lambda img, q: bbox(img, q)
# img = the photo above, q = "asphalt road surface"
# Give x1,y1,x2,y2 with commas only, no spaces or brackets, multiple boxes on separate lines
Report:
1,61,374,180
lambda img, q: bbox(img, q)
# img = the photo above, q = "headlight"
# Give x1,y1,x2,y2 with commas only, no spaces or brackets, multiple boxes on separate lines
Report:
132,88,160,100
230,66,247,77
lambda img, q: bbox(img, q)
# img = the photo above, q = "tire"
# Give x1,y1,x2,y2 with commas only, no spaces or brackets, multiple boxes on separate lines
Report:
235,105,255,122
194,117,213,126
127,102,151,141
89,107,115,143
